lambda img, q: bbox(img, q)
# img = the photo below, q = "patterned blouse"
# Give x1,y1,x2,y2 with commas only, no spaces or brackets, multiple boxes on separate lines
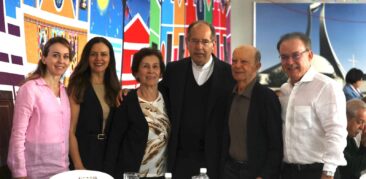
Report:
138,92,170,177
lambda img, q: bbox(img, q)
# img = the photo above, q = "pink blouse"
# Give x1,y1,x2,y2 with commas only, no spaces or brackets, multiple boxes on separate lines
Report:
7,78,70,179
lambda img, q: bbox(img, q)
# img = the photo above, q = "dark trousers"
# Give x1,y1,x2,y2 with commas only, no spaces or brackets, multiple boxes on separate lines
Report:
281,163,340,179
172,152,205,179
223,158,255,179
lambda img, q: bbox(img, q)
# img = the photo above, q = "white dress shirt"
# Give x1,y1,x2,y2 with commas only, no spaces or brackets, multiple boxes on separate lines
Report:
192,56,214,86
279,67,347,173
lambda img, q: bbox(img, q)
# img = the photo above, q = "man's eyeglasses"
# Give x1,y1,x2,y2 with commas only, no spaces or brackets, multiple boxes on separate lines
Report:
188,39,213,46
279,49,309,61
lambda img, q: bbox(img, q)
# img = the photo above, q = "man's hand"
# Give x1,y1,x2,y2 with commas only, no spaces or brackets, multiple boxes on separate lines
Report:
360,124,366,147
321,173,333,179
115,89,131,107
256,177,263,179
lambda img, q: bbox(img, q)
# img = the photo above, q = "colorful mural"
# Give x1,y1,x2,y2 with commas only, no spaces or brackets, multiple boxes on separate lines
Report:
0,0,232,90
0,1,231,173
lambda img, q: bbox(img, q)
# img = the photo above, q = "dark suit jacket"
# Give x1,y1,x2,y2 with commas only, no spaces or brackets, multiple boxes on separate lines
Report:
339,136,366,179
103,90,168,179
222,81,283,179
159,55,235,179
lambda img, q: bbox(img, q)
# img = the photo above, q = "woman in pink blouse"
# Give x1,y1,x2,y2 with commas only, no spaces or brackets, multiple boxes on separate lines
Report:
7,37,72,179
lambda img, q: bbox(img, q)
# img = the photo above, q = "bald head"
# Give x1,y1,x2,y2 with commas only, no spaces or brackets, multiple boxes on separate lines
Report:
231,45,261,86
233,45,261,64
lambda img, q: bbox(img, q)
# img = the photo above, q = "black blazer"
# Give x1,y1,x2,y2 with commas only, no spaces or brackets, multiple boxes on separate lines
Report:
103,90,168,179
222,81,283,179
159,55,235,179
339,136,366,179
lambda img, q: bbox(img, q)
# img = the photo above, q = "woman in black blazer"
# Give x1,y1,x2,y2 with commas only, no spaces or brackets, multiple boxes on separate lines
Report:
68,37,120,171
104,48,170,179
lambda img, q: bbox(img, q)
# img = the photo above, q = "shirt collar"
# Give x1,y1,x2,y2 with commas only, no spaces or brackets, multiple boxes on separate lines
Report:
34,78,47,86
349,84,360,93
233,78,257,98
292,66,316,85
192,55,213,71
34,77,64,87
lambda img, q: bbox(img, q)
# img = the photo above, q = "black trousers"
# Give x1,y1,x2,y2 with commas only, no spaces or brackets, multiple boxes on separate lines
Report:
281,163,340,179
172,152,206,179
223,158,255,179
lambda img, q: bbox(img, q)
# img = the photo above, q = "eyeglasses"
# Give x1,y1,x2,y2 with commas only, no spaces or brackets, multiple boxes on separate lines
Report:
188,39,213,46
279,49,309,61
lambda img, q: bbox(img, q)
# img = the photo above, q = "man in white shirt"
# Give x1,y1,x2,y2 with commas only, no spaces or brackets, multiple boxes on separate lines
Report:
277,32,347,179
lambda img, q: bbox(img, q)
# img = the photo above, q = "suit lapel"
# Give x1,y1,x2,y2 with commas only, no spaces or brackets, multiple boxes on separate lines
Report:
172,59,191,129
205,58,222,123
247,82,259,137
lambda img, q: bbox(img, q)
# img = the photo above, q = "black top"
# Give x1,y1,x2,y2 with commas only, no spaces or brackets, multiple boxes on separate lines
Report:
73,84,114,171
178,65,212,153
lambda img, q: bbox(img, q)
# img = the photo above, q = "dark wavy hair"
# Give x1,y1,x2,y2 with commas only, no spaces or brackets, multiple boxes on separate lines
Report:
67,37,120,107
23,36,72,84
345,68,364,84
131,48,165,82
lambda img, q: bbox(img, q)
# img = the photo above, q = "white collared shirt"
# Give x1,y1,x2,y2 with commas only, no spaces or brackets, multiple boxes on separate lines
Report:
279,67,347,173
192,56,214,86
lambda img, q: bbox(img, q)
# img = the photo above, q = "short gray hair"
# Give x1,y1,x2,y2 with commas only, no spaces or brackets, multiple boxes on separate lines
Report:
346,99,366,120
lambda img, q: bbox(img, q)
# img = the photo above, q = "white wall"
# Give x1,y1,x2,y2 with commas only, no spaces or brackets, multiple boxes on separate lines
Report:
231,0,253,49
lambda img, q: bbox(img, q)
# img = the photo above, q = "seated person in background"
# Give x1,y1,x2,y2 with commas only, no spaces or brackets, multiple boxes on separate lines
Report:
104,48,170,179
340,99,366,179
343,68,364,101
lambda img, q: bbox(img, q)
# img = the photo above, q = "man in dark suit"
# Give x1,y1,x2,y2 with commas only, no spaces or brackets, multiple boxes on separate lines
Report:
159,20,235,179
339,99,366,179
222,45,283,179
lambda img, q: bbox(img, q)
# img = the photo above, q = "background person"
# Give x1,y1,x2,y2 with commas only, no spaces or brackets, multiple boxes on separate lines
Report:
343,68,364,101
104,48,170,179
68,37,120,171
7,37,72,179
339,99,366,179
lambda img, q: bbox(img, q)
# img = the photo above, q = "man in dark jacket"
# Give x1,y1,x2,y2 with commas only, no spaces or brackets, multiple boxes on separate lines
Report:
159,20,235,179
340,99,366,179
222,45,283,179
